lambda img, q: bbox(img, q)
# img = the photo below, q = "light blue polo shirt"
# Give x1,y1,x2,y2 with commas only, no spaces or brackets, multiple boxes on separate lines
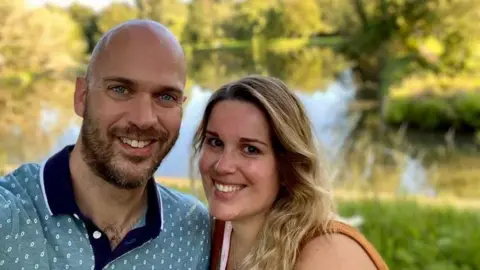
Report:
0,145,211,269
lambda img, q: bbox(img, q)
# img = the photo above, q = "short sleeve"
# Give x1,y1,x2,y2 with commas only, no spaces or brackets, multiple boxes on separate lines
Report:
0,165,38,259
196,241,211,270
195,203,212,270
0,175,18,256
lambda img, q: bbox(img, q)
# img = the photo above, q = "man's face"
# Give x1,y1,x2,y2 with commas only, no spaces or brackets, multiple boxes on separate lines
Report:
74,29,186,189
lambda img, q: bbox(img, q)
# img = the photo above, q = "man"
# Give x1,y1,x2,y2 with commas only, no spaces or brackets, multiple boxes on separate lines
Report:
0,20,211,269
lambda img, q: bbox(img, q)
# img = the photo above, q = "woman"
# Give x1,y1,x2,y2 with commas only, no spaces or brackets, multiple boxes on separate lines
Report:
191,75,388,270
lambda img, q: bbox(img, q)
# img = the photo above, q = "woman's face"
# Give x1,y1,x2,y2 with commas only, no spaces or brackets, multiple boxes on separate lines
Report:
198,100,280,222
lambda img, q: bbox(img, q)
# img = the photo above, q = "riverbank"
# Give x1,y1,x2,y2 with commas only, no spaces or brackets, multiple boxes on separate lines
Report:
159,176,480,270
339,199,480,270
157,177,480,210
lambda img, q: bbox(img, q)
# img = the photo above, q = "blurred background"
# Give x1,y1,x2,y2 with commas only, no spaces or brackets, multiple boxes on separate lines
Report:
1,0,479,269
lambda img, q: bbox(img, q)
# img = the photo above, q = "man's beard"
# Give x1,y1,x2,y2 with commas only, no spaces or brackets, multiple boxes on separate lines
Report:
79,101,178,190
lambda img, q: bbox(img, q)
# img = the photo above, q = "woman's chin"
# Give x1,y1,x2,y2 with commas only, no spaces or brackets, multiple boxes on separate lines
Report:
209,205,242,221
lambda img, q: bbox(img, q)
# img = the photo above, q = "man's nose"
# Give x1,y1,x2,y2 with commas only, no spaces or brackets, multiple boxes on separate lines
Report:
214,151,238,175
128,95,156,129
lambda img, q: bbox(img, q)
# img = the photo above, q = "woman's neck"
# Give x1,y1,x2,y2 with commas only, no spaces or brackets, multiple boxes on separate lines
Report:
230,214,266,267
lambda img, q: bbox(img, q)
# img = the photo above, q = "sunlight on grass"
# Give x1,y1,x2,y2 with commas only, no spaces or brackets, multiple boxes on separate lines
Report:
156,177,480,210
157,177,480,269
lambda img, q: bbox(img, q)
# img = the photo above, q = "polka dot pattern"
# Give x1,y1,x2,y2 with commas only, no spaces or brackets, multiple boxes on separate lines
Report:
0,164,212,269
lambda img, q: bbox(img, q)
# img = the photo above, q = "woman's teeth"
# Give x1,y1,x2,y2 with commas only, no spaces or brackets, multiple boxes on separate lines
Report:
121,137,152,148
215,183,243,193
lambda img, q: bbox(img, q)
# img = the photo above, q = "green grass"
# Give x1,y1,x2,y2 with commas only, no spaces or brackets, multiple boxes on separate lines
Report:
162,180,480,270
339,199,480,270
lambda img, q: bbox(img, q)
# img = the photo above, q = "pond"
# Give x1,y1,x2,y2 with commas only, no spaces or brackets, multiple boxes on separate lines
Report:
2,46,479,198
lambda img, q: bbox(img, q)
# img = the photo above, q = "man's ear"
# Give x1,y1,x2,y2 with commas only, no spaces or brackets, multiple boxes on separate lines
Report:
74,77,88,118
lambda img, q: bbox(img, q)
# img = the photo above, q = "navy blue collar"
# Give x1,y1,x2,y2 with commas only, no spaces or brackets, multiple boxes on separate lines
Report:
40,144,163,236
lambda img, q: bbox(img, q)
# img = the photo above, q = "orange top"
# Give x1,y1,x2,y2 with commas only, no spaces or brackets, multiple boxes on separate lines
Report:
328,220,389,270
210,219,389,270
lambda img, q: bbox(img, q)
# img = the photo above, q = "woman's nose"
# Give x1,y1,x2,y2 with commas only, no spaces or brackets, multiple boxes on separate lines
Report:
213,151,237,175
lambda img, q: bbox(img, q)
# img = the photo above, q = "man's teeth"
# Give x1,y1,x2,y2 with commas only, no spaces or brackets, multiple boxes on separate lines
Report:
215,183,243,193
120,137,152,148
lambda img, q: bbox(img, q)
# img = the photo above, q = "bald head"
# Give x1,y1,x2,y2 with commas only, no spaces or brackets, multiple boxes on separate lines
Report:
73,21,188,190
86,19,186,86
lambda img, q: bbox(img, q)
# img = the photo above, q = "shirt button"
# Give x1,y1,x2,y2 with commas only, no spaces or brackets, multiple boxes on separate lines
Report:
73,214,79,220
93,231,102,239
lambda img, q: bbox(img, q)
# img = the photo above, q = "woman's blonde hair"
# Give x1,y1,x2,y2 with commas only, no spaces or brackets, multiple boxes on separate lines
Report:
191,75,336,270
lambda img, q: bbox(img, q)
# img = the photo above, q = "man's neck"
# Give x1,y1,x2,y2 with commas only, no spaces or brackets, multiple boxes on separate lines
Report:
69,145,148,250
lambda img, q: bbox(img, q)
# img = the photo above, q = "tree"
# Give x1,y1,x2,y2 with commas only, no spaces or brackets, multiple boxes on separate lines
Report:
330,0,480,130
0,0,87,162
68,2,99,53
97,3,139,37
135,0,188,40
223,0,277,40
183,0,217,43
264,0,329,39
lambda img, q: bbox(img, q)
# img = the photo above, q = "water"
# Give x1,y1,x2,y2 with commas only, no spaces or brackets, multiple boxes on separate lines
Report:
8,46,467,196
49,70,358,174
160,69,359,178
45,69,433,196
400,157,436,197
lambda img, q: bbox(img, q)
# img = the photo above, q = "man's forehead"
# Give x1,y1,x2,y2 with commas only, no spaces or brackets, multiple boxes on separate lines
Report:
99,33,183,64
87,21,186,86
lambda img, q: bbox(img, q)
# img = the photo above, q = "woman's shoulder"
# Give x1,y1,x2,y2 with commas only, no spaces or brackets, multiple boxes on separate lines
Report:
295,220,389,270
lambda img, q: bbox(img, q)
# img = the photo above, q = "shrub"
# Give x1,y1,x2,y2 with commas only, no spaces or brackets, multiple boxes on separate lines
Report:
386,92,480,131
454,93,480,130
409,98,457,130
385,98,411,125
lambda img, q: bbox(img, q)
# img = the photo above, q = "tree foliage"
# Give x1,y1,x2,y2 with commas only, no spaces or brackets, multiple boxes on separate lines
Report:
96,3,139,37
320,0,480,126
0,0,86,162
68,3,98,53
136,0,188,39
2,0,480,163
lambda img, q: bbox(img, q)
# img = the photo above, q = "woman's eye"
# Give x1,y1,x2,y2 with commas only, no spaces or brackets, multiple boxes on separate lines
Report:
207,137,223,147
244,145,259,155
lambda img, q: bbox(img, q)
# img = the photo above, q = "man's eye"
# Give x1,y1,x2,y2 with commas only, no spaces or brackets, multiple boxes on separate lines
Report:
160,94,175,101
107,85,131,100
157,94,179,107
111,86,128,95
